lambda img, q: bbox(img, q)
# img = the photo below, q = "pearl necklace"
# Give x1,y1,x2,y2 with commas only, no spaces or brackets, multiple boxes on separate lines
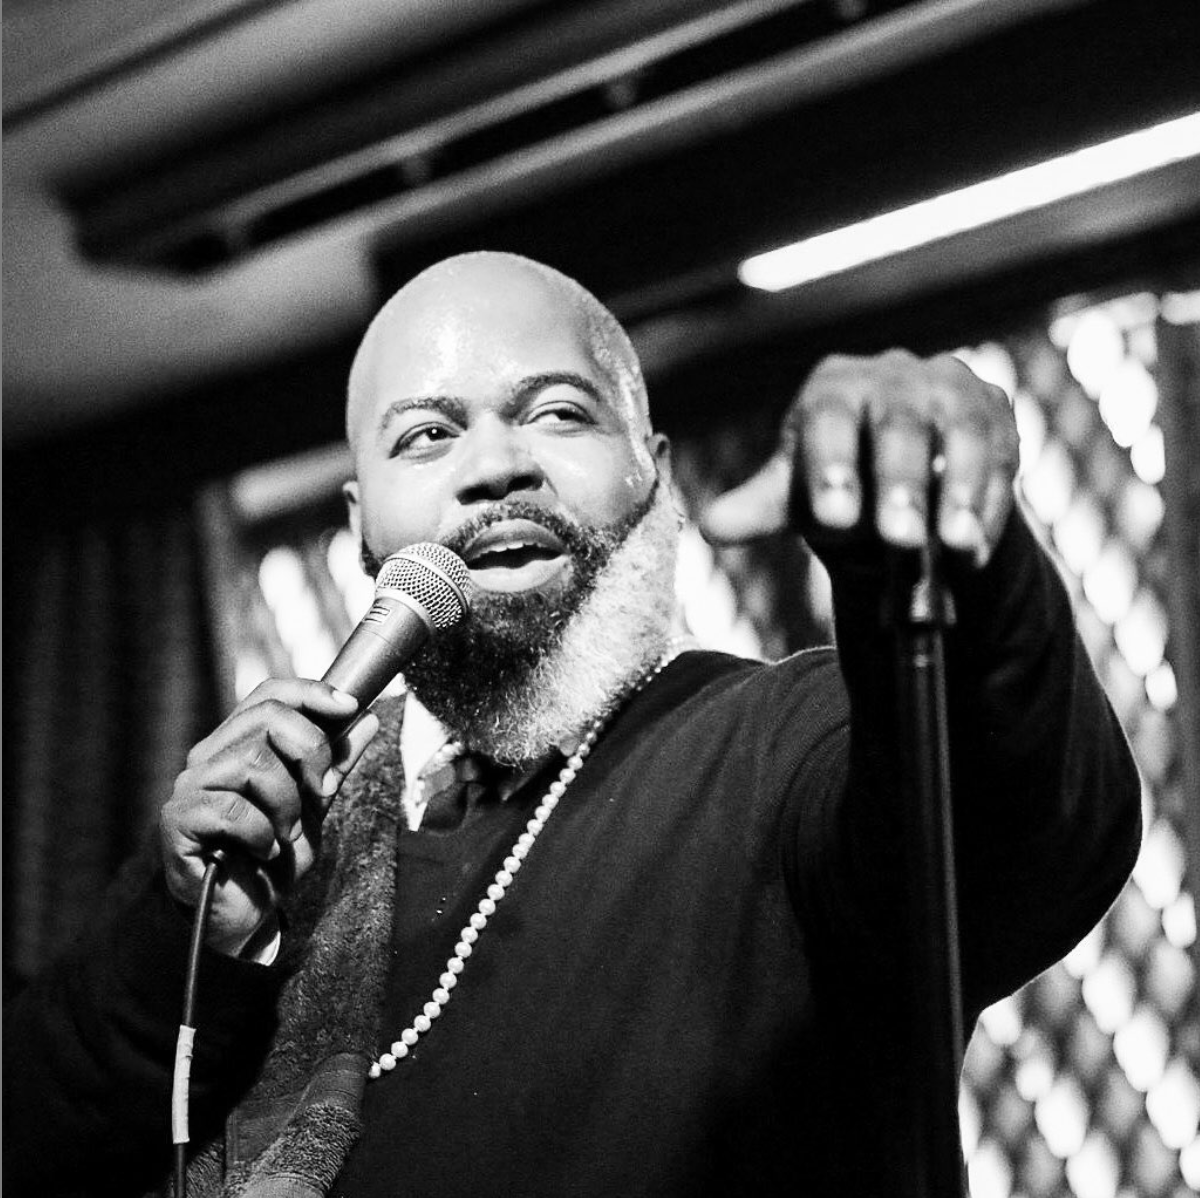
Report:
368,639,691,1079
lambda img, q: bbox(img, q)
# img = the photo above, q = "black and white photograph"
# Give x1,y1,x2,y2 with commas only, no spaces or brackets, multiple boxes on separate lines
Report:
4,2,1199,1195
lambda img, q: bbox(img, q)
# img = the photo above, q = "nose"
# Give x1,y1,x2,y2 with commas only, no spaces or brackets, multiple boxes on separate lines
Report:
453,415,545,505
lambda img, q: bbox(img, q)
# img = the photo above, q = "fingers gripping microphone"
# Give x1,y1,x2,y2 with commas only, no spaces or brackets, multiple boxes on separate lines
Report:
321,542,470,727
173,545,467,1198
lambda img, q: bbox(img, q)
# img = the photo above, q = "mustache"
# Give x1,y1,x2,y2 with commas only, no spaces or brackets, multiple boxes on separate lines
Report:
360,479,660,581
441,499,596,562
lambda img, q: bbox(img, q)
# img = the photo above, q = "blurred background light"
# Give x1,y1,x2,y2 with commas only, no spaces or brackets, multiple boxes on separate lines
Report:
674,525,764,660
1133,818,1187,911
234,653,270,702
1161,893,1196,950
1082,540,1138,625
1160,289,1200,325
960,1088,982,1159
257,546,307,612
1023,437,1075,526
1145,1059,1200,1149
1015,1032,1057,1103
1114,478,1164,552
1097,359,1157,448
1065,1130,1120,1198
1113,590,1167,677
257,546,338,680
1144,940,1195,1019
326,527,374,622
1065,308,1126,400
1053,493,1106,576
1035,1074,1089,1159
1081,954,1136,1035
967,1138,1013,1198
1062,925,1105,980
740,113,1200,292
978,995,1024,1047
1144,660,1178,711
1180,1135,1200,1189
1112,1004,1169,1092
1129,424,1166,485
1013,389,1048,475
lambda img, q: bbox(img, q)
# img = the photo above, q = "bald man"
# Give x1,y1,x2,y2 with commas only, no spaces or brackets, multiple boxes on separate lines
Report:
6,254,1139,1196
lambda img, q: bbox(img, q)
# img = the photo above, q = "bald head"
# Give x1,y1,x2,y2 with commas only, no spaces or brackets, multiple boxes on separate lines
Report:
346,252,650,451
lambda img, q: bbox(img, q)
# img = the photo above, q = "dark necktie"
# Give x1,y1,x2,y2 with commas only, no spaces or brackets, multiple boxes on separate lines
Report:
418,749,504,832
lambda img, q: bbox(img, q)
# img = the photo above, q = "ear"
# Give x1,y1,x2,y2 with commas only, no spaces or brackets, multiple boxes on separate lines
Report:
343,479,362,543
647,431,673,477
647,430,677,492
647,432,688,525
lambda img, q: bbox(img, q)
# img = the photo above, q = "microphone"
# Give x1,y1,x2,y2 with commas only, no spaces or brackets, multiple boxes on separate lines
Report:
321,542,470,732
173,543,467,1186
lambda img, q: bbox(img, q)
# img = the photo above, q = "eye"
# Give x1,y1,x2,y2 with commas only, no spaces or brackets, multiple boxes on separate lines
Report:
391,422,456,458
527,396,594,428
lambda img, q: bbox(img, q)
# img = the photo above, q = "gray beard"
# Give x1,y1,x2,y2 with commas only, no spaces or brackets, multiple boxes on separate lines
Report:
391,482,679,765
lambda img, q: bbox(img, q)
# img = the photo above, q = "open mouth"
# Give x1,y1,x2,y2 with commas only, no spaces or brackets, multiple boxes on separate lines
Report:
459,519,571,593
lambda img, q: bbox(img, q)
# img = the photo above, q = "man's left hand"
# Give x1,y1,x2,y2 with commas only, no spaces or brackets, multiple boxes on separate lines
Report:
700,349,1019,568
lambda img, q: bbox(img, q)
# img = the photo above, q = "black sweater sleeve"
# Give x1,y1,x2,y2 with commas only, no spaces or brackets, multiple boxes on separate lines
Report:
3,868,284,1196
790,509,1141,1020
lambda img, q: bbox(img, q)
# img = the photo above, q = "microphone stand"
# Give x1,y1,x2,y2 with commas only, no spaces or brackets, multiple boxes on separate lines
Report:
887,530,967,1198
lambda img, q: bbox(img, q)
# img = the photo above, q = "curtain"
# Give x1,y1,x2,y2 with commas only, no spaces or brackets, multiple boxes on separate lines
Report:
2,501,220,990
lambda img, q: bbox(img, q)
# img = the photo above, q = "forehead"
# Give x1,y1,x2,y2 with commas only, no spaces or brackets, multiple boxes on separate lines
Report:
352,265,628,436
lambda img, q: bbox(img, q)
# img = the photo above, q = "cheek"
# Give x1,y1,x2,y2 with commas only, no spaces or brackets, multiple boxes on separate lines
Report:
606,443,659,509
357,473,438,548
548,445,651,521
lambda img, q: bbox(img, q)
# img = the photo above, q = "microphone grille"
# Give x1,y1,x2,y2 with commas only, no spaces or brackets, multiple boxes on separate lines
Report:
374,542,470,632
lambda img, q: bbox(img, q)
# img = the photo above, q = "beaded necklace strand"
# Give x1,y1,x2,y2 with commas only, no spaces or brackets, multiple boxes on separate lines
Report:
368,640,689,1078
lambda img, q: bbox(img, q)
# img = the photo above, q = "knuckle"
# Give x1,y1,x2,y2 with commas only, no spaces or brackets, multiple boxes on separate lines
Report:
167,767,202,809
215,791,248,827
238,694,295,731
308,744,334,780
985,380,1013,410
254,697,289,720
247,678,288,701
815,351,859,374
298,722,328,760
929,351,970,376
803,353,861,395
799,380,861,421
245,740,282,780
995,418,1021,467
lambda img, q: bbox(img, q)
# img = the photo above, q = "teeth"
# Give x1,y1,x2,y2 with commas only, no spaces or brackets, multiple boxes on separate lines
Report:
472,538,539,560
463,524,566,566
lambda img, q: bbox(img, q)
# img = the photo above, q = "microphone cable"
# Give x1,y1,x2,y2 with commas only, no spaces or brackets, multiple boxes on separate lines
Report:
165,543,469,1196
172,851,224,1198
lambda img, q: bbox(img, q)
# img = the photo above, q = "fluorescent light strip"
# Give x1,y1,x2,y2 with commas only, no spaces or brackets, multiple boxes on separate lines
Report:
739,112,1200,292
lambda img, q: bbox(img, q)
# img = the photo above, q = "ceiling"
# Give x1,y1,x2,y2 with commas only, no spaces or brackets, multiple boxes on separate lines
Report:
5,0,1200,459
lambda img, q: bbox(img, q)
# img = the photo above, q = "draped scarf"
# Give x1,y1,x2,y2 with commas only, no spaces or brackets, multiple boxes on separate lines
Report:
183,697,407,1197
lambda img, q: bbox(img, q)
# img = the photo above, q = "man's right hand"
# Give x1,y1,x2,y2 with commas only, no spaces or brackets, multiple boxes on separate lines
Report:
160,679,380,958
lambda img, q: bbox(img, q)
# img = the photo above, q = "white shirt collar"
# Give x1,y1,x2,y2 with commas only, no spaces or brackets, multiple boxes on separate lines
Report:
400,689,455,784
398,689,579,831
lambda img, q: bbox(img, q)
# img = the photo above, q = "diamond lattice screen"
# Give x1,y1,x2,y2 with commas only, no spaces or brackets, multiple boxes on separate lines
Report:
956,296,1199,1198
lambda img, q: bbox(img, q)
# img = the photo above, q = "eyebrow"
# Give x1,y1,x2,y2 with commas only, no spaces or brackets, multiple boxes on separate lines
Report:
375,371,608,443
375,395,468,444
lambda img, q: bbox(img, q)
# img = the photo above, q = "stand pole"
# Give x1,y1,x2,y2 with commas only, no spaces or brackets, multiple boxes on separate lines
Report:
891,538,966,1198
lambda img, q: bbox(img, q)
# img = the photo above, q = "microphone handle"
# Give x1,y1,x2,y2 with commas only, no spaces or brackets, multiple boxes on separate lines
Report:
317,593,432,738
